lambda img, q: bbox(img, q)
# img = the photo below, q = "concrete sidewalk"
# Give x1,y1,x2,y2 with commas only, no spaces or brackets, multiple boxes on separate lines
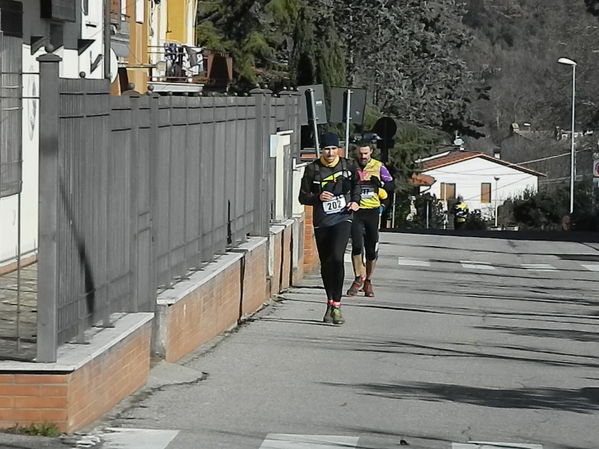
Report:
0,269,398,449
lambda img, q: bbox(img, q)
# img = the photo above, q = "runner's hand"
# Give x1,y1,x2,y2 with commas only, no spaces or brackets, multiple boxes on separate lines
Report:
347,201,359,211
369,175,382,187
320,191,334,201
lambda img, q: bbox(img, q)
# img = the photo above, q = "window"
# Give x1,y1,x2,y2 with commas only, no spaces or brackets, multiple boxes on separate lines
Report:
440,183,456,201
481,183,491,203
136,0,144,23
110,0,122,20
49,23,64,49
40,0,76,21
0,32,21,198
0,0,22,37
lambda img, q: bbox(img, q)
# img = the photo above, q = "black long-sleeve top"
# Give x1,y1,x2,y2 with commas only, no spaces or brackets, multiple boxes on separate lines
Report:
299,157,361,229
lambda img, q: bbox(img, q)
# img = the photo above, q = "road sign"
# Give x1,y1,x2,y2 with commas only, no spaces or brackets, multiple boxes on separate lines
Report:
594,158,599,177
297,85,328,126
330,87,367,125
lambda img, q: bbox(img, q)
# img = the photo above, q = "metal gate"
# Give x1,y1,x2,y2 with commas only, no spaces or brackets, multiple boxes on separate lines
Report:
0,30,33,360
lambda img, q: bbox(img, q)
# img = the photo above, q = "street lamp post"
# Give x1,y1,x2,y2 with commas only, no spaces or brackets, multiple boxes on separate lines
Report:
494,176,500,228
557,57,577,214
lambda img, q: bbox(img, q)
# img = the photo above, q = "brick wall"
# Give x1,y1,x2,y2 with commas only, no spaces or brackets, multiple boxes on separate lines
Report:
269,230,283,298
268,223,294,297
291,216,305,285
157,238,269,363
303,206,319,273
280,226,292,290
160,258,242,363
240,244,268,317
0,320,152,433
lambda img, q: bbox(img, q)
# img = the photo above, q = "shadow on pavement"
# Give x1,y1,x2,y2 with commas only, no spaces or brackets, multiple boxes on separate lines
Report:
474,325,599,343
323,380,599,414
307,334,599,370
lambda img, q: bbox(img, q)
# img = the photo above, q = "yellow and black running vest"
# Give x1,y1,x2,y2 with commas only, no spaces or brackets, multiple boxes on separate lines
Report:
357,159,388,210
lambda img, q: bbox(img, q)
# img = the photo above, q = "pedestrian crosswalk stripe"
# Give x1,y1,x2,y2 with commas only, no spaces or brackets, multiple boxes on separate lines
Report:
460,260,495,270
582,263,599,271
98,428,179,449
260,434,359,448
392,258,596,272
452,442,542,449
398,257,431,267
344,253,352,263
521,263,556,272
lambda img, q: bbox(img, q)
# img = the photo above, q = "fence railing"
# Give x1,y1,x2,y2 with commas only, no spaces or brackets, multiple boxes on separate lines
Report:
35,53,300,362
0,31,22,198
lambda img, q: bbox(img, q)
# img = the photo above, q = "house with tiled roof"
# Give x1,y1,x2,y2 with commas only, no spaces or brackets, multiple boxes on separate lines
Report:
416,150,545,220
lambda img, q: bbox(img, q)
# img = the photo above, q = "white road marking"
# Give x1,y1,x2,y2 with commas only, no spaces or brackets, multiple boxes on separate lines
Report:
521,263,556,272
98,428,179,449
452,442,542,449
344,253,352,263
460,260,495,270
260,434,359,449
398,257,431,267
582,263,599,271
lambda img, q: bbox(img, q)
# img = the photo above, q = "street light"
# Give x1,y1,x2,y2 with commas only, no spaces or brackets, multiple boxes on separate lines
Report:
557,57,576,214
494,176,500,228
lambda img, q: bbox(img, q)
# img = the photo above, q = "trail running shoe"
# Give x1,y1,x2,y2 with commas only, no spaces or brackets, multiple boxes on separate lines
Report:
323,304,333,323
330,307,345,325
346,277,364,296
363,280,374,297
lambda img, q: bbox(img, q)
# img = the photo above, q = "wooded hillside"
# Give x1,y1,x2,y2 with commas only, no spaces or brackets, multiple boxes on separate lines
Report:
463,0,599,146
196,0,599,149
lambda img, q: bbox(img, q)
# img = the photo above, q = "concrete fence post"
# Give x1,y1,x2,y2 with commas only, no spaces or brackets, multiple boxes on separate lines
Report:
250,88,272,237
278,90,301,220
36,50,62,363
149,92,160,293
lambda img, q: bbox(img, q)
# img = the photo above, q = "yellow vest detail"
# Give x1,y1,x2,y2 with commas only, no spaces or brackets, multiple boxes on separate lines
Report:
358,159,385,209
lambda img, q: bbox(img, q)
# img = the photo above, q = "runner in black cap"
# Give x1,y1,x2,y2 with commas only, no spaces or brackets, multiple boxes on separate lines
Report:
299,132,361,324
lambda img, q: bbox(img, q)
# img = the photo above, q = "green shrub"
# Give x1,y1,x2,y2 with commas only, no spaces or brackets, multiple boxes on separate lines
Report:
501,179,599,231
6,422,61,437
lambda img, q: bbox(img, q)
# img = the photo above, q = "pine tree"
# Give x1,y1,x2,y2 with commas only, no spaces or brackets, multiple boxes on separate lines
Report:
196,0,304,89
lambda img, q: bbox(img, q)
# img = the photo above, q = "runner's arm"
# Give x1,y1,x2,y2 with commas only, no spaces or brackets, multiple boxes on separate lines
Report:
298,163,318,205
380,165,393,184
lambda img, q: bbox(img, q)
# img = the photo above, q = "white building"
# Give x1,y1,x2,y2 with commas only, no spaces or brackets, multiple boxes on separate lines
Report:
1,1,109,272
418,151,544,220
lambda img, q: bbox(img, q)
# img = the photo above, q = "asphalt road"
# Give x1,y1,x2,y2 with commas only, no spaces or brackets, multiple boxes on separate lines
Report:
4,231,599,449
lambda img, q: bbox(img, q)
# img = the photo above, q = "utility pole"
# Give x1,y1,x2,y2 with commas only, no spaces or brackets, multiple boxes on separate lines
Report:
494,176,500,228
104,0,111,80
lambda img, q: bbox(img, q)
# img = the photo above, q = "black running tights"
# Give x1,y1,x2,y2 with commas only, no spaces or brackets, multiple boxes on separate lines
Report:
314,221,352,302
350,208,380,261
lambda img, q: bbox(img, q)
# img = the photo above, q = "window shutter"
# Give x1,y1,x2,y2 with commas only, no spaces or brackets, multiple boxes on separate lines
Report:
440,183,456,201
481,183,491,203
447,184,456,200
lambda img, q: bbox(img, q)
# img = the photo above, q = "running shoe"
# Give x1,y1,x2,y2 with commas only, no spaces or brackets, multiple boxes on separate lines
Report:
330,307,344,325
363,280,374,297
323,304,333,323
346,276,364,296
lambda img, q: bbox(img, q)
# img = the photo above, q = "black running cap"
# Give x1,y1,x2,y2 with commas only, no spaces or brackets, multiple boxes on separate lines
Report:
320,132,339,148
